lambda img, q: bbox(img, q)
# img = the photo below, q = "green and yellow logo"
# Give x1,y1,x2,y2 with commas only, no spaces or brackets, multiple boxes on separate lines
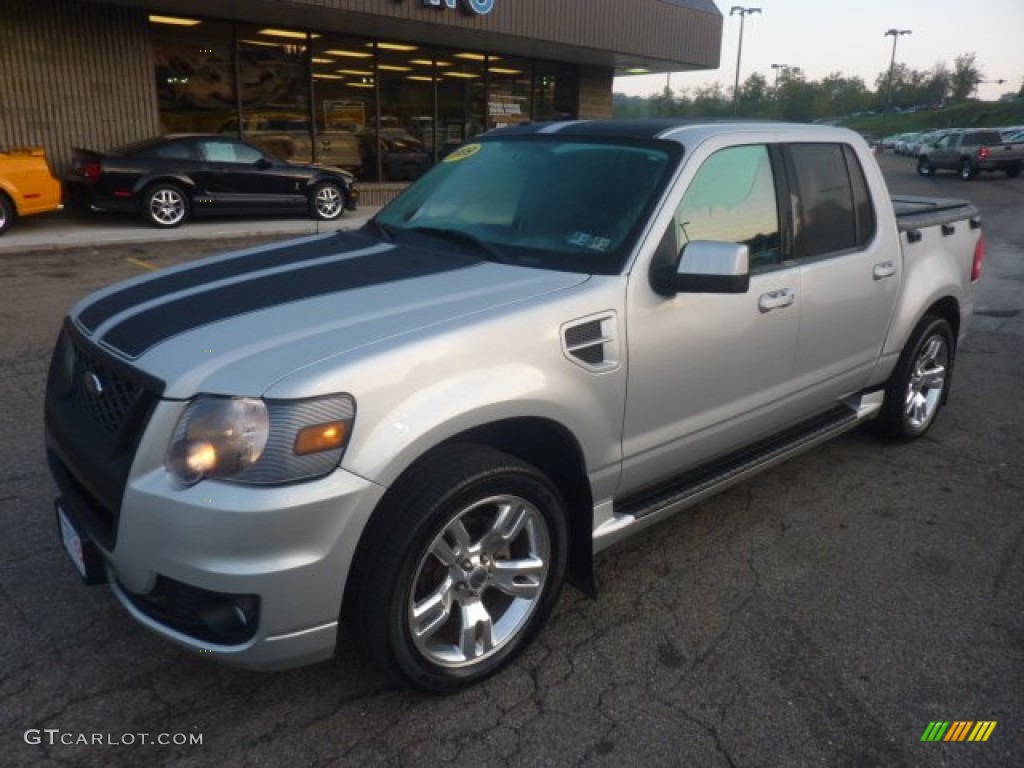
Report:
921,721,997,742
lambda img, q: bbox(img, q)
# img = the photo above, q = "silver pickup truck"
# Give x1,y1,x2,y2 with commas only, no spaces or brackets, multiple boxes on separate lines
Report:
45,120,984,692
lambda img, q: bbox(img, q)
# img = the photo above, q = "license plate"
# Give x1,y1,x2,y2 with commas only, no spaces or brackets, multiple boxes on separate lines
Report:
57,503,88,579
55,501,105,584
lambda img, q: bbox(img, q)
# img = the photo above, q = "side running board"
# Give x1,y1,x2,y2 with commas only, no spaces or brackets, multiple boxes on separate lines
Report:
594,395,882,551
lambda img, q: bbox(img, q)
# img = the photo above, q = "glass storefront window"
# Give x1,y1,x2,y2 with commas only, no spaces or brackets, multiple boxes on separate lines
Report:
374,41,434,182
149,18,581,180
313,33,376,174
150,17,236,134
437,48,485,160
235,24,312,162
487,56,531,130
533,60,578,122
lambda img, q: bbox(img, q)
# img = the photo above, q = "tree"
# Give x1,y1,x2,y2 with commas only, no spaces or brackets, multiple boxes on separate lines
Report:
949,52,983,101
736,72,770,117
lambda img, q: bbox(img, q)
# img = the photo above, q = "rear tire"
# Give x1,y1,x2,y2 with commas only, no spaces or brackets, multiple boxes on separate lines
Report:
143,184,188,228
347,444,567,693
959,159,977,181
311,181,345,221
1006,163,1021,179
874,315,954,441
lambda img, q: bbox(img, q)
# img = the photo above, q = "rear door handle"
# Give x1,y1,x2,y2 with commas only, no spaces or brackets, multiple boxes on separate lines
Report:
758,288,795,313
873,261,897,280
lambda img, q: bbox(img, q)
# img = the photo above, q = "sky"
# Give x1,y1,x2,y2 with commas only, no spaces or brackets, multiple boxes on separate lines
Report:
613,0,1024,104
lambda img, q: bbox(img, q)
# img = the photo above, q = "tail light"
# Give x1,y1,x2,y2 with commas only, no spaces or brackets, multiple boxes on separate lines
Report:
977,146,991,161
971,232,985,282
83,160,101,179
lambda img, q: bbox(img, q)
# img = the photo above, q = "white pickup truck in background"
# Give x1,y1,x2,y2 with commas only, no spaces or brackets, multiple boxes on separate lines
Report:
45,120,984,692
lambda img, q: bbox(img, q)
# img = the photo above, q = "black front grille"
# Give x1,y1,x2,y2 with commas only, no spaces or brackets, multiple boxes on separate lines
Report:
70,341,143,436
45,321,164,549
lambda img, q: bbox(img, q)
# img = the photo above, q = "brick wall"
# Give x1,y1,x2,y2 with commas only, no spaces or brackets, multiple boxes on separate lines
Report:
578,66,615,120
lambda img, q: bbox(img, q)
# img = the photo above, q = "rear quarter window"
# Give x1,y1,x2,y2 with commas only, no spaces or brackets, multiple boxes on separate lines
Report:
963,132,1002,146
786,143,875,259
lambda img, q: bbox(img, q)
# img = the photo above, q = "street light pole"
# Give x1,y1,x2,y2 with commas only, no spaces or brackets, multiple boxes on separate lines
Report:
882,28,911,133
731,6,762,115
771,63,789,90
771,63,789,117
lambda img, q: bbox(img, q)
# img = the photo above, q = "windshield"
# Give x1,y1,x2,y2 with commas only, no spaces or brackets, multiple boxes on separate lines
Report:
374,135,680,275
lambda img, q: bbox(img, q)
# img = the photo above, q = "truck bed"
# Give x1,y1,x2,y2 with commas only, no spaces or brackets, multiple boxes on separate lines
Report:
891,195,980,232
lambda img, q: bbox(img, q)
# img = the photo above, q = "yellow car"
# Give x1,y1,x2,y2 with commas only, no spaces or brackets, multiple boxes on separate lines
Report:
0,147,63,235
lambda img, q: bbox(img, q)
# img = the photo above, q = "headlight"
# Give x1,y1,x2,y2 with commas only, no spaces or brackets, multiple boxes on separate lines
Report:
166,394,355,486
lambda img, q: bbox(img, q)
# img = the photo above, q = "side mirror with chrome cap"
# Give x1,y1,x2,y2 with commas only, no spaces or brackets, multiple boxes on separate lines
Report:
651,240,751,296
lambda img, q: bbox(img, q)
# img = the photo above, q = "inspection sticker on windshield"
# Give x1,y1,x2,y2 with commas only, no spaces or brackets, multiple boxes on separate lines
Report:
444,143,482,163
567,232,611,251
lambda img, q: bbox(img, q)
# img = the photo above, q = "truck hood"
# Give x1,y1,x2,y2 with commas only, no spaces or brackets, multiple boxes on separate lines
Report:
71,231,589,398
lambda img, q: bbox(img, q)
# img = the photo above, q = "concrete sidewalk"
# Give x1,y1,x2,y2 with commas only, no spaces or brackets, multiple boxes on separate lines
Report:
0,206,382,255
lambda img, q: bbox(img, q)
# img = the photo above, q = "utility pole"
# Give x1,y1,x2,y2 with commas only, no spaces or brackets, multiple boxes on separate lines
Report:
731,7,762,115
881,28,911,134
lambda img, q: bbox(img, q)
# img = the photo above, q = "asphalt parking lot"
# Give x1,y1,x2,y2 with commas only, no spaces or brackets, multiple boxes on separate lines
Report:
1,153,1022,767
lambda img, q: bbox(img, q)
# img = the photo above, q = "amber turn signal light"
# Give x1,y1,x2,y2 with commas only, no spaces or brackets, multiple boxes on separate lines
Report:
294,421,348,455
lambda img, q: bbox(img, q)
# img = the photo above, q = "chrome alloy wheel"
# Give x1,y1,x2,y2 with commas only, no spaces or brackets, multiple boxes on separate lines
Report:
313,183,343,219
148,188,186,226
904,333,949,431
408,494,551,668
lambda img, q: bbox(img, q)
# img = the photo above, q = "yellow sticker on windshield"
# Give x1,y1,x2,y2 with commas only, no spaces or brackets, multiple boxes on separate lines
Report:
444,143,482,163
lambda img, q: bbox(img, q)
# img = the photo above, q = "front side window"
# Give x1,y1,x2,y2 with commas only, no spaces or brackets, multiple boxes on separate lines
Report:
376,136,679,274
673,144,781,270
198,140,264,164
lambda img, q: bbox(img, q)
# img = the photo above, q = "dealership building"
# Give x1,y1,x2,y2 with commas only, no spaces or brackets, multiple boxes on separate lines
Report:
2,0,722,193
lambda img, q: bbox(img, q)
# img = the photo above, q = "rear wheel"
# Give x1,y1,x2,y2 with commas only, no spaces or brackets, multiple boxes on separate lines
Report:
1006,163,1021,179
959,159,977,181
143,184,188,228
311,181,345,221
874,315,954,440
348,445,567,693
0,194,13,235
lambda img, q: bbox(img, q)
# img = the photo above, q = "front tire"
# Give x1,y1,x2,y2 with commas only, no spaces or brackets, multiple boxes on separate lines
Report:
1006,163,1021,179
917,157,934,176
143,184,188,228
348,445,567,693
875,315,954,441
311,181,345,221
0,194,13,235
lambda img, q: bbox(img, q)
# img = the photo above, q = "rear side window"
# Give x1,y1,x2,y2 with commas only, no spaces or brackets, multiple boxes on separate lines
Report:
786,143,875,259
962,132,1001,146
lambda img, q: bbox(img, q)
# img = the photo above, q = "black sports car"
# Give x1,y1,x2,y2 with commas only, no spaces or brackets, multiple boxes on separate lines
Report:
66,134,358,228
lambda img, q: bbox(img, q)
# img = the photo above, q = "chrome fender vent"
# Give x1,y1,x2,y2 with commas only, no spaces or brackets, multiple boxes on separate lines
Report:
561,312,620,372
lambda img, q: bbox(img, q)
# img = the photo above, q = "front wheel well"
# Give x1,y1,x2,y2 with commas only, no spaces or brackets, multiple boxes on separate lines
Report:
445,419,596,596
346,417,596,618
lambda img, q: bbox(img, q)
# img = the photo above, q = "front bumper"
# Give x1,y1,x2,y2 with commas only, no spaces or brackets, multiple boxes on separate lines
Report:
50,398,387,669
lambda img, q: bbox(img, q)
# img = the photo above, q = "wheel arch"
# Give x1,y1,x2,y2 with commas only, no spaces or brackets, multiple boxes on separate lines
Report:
135,174,196,199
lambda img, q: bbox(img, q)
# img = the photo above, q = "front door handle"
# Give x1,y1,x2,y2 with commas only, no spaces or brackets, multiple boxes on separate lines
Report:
758,288,795,313
873,261,897,280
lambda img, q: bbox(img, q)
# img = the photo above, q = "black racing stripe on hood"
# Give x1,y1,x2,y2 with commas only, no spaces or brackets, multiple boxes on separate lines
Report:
100,246,482,359
79,232,377,333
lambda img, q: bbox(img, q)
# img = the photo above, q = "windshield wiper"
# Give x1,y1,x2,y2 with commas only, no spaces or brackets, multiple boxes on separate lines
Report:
409,226,510,264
